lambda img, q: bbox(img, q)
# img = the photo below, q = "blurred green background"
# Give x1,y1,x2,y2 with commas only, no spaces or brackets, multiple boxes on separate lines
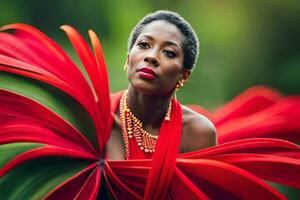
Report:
1,0,300,198
1,0,299,110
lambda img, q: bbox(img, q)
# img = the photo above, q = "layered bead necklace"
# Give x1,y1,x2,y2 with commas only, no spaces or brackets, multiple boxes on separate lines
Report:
119,90,172,158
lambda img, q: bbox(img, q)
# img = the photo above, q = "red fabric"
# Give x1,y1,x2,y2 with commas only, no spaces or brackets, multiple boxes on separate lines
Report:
109,91,182,199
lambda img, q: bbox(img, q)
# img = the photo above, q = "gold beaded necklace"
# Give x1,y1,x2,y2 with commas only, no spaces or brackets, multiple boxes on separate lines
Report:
119,90,172,158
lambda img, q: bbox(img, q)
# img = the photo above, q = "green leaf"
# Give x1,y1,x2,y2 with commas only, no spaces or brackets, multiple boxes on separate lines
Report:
0,72,98,149
0,157,91,200
267,181,300,200
0,142,44,168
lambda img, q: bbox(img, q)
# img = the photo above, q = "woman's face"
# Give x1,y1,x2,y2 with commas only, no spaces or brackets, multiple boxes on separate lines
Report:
127,20,188,96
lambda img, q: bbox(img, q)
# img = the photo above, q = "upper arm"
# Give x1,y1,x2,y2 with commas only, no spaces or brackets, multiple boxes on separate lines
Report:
181,109,217,153
193,118,218,149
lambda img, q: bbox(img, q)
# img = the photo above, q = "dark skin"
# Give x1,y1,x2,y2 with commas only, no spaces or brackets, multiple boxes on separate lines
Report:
106,20,217,160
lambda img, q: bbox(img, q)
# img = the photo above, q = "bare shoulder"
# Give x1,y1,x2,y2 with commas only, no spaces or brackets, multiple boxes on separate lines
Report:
180,105,218,153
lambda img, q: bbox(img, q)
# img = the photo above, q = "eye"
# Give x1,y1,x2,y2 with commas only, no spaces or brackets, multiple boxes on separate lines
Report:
137,41,150,49
163,50,177,58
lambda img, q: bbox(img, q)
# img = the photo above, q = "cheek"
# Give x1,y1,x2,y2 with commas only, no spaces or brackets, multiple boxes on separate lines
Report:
160,53,184,75
126,49,142,80
128,48,144,68
161,60,183,78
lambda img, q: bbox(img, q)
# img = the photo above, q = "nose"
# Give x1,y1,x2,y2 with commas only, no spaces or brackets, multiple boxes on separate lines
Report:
144,49,159,67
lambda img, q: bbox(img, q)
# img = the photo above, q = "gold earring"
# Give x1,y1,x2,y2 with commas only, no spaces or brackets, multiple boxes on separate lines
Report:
176,80,184,89
123,64,128,71
175,80,184,99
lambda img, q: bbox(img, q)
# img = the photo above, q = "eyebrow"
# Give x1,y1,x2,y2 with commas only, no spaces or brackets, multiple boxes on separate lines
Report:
139,35,181,49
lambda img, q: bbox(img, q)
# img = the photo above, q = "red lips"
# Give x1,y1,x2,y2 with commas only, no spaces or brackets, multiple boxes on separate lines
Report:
137,67,157,80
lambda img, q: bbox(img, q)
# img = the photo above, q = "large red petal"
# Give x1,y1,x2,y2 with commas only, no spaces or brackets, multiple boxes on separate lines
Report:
177,159,286,200
213,86,283,126
45,163,97,200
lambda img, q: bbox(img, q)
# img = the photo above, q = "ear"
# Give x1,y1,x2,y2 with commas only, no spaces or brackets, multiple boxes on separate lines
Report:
181,69,191,82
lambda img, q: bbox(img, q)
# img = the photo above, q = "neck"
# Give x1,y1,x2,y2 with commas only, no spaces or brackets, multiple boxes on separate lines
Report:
126,85,174,130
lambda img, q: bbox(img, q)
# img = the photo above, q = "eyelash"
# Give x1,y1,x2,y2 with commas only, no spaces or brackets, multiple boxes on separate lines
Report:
137,41,149,48
163,50,177,58
137,41,177,58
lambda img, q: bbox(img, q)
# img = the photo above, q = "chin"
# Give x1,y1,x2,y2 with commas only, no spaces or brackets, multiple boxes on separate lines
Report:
130,80,156,94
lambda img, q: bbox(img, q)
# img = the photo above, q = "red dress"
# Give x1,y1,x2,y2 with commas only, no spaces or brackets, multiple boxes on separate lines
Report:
109,91,185,199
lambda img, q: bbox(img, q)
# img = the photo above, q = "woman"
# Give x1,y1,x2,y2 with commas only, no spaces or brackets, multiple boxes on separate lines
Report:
106,10,217,160
1,10,299,200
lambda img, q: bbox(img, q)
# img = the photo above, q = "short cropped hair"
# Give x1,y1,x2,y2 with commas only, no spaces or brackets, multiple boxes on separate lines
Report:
128,10,200,70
